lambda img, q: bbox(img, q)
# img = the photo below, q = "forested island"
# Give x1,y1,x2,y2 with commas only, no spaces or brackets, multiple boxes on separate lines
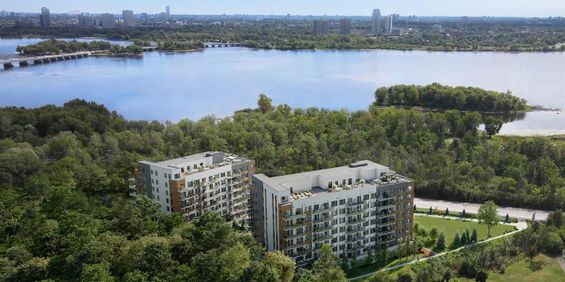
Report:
15,38,143,56
374,83,530,112
0,98,563,281
2,18,565,52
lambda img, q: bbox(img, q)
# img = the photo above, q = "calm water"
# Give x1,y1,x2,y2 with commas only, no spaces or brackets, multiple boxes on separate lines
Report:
1,38,564,135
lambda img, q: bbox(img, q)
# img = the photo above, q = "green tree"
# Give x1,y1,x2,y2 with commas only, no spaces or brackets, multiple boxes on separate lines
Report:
547,209,563,228
258,94,273,113
219,242,251,282
80,263,115,282
312,244,347,282
471,228,478,243
483,116,503,138
478,201,499,237
436,232,446,251
451,233,461,249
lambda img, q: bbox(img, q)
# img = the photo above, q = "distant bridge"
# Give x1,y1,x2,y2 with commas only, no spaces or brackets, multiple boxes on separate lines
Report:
1,46,160,70
1,51,92,70
204,42,243,48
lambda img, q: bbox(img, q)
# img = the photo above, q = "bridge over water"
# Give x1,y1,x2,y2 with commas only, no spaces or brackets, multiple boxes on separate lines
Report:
0,44,225,70
1,51,92,70
204,42,243,48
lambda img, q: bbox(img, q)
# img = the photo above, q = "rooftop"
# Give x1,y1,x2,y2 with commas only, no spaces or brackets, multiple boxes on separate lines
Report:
142,151,248,170
255,160,411,201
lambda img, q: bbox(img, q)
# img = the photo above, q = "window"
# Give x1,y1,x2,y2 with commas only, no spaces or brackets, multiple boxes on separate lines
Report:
348,178,353,185
166,198,169,203
339,199,345,205
166,206,170,211
331,201,338,207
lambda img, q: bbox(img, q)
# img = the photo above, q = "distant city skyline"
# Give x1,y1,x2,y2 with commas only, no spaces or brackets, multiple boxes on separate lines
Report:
2,0,565,17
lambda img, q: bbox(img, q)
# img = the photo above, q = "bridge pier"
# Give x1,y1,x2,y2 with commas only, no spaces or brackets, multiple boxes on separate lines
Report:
34,59,43,64
3,62,14,69
42,58,51,63
19,61,29,67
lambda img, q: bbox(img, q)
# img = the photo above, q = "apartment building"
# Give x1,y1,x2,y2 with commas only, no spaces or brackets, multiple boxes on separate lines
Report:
136,152,254,225
251,161,414,265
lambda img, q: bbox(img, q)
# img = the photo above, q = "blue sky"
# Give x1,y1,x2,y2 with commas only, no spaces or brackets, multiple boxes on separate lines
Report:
3,0,564,17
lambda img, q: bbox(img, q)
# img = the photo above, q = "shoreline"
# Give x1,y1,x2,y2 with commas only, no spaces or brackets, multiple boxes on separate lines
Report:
3,36,565,54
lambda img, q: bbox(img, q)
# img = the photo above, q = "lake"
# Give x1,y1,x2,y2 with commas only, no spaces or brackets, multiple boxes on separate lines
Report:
1,38,564,135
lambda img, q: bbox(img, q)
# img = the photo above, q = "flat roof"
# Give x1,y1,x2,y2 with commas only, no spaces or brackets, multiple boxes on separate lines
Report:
141,151,247,169
254,160,409,196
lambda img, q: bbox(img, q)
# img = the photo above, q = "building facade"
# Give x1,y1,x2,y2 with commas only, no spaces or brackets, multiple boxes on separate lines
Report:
78,14,94,27
39,7,50,29
340,18,352,35
384,15,393,35
122,10,136,28
252,161,414,265
371,9,381,34
100,13,115,28
313,20,329,36
136,152,254,225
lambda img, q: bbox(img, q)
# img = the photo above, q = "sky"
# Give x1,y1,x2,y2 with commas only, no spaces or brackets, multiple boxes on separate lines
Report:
2,0,565,17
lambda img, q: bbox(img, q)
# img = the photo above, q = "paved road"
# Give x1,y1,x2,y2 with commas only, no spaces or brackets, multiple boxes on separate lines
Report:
349,215,527,281
414,198,549,221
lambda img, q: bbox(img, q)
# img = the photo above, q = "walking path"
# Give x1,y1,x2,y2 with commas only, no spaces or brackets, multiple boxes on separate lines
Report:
414,198,549,221
557,255,565,274
349,214,527,281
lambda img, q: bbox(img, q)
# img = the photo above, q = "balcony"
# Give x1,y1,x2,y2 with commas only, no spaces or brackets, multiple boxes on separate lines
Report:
286,213,307,220
377,221,395,228
348,235,364,243
287,221,308,229
286,241,309,249
312,207,332,214
313,225,333,232
312,234,332,242
347,209,365,216
347,201,365,207
286,232,308,240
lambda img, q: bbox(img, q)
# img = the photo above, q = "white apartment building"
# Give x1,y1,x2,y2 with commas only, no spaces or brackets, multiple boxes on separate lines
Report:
136,152,254,225
252,161,414,265
371,9,382,34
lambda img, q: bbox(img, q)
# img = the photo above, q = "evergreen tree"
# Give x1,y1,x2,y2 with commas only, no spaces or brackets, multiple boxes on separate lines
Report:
436,232,446,251
451,233,461,249
471,228,478,243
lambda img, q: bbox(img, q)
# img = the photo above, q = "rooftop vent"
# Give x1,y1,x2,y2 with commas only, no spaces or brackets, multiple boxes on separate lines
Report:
349,162,368,168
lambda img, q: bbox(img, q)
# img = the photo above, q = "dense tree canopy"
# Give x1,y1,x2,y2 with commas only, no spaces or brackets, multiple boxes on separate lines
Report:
16,39,143,56
374,83,529,112
0,97,563,280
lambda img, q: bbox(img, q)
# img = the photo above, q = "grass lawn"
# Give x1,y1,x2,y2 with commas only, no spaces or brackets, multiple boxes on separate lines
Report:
346,254,424,279
347,216,518,280
414,215,516,249
457,254,565,282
